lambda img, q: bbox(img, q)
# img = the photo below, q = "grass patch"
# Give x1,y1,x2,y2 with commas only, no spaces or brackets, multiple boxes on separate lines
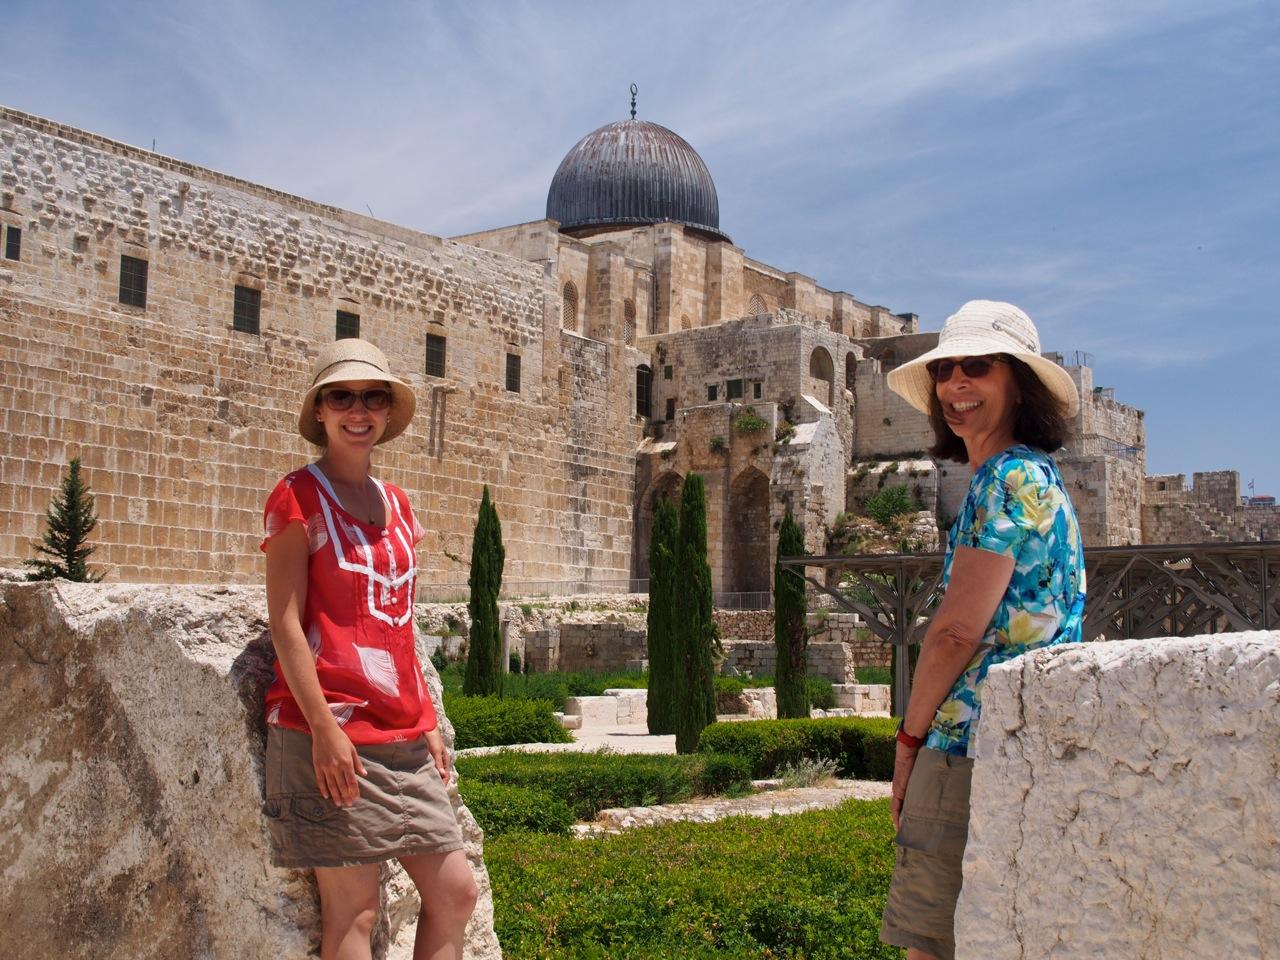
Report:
485,798,901,959
855,665,892,686
457,751,752,821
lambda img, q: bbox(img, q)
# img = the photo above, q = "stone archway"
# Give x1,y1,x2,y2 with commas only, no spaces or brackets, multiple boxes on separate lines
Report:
808,346,834,407
634,472,684,583
728,468,771,595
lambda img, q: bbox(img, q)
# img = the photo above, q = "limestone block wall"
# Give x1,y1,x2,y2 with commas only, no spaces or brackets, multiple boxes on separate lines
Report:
811,612,892,668
1058,453,1143,546
847,459,938,516
852,357,935,458
715,609,774,644
719,640,858,683
956,632,1280,960
0,106,638,584
0,581,500,960
1141,472,1254,543
557,622,647,672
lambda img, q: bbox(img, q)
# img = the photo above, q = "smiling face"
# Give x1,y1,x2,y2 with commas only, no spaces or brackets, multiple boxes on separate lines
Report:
313,378,391,451
934,356,1021,464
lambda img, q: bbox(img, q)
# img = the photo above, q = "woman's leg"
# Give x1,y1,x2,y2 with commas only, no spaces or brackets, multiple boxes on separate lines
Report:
397,850,478,960
314,863,382,960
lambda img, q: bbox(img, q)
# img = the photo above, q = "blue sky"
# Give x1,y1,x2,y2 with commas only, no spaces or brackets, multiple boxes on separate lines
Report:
6,1,1278,494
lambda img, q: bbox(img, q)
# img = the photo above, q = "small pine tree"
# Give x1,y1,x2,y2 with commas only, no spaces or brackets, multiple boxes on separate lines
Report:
774,507,809,718
673,474,716,753
645,495,679,735
26,458,103,583
463,486,506,697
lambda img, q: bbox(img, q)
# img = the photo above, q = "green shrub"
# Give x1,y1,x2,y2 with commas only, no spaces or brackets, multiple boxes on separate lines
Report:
733,406,768,433
484,798,899,959
457,779,574,837
865,484,919,525
856,665,892,685
443,696,573,749
455,751,751,820
712,675,744,697
697,716,898,780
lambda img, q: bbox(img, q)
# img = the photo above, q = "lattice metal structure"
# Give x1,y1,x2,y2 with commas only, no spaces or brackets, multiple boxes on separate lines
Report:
785,541,1280,714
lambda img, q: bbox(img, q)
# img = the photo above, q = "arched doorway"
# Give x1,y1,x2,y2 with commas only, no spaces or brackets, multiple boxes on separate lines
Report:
808,346,834,407
634,472,684,583
728,468,771,595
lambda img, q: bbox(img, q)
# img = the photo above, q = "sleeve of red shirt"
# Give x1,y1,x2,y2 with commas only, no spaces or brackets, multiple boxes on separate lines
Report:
261,475,306,552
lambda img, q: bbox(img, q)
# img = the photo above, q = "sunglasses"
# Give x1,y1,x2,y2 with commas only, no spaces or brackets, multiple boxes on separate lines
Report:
926,355,1008,383
319,388,393,411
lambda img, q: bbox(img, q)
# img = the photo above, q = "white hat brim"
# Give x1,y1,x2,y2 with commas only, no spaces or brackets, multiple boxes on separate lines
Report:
887,341,1079,418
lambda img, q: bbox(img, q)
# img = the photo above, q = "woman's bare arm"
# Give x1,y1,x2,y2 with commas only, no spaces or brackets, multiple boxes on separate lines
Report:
265,522,365,806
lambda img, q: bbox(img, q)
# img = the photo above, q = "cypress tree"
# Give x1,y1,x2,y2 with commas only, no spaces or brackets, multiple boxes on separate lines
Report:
645,495,679,735
673,474,716,753
463,486,506,697
774,506,810,718
25,458,102,583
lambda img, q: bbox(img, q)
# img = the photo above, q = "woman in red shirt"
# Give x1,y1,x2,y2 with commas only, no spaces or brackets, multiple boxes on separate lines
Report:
261,338,476,960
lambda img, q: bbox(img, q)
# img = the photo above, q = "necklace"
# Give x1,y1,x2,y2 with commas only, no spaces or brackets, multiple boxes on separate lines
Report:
319,463,380,524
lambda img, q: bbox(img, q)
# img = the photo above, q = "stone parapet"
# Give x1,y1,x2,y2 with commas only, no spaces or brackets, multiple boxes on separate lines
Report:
955,632,1280,959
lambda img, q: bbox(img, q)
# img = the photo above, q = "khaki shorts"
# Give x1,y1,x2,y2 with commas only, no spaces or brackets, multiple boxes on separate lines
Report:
880,747,974,960
262,725,464,869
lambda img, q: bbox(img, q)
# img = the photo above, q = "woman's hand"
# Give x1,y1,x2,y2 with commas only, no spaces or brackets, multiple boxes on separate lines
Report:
312,721,366,807
425,726,450,784
890,741,919,831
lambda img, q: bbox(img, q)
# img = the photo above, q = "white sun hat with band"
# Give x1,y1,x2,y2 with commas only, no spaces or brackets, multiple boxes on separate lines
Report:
298,339,417,446
886,300,1079,418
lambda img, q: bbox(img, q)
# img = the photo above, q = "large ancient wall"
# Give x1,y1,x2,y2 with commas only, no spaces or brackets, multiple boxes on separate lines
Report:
956,632,1280,959
0,106,638,584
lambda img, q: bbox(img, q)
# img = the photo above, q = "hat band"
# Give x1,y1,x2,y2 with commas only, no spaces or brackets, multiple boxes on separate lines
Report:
310,357,390,387
988,319,1038,352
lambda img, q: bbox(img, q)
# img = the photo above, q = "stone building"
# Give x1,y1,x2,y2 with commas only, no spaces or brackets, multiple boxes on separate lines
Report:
0,102,1261,591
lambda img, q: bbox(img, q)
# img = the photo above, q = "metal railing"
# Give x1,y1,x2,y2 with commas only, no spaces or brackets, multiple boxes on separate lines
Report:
417,578,648,603
784,541,1280,715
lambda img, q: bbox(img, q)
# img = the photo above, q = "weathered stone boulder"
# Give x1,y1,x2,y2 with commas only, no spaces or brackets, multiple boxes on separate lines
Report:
0,582,501,960
956,632,1280,959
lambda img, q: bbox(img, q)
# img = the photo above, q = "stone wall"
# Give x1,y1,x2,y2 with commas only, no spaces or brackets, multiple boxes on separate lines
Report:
0,106,638,584
0,581,500,960
557,622,647,672
956,632,1280,959
847,459,939,516
719,640,859,683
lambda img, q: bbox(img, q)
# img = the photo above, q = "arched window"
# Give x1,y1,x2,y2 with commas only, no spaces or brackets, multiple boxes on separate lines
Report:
623,299,636,346
748,294,767,316
681,314,692,330
635,364,653,418
845,351,857,390
562,281,578,331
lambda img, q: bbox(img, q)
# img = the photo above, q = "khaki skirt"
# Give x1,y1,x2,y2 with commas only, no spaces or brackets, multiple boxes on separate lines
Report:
880,747,975,960
262,725,464,869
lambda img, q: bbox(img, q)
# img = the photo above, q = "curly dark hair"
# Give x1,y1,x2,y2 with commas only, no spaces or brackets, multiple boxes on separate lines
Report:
928,356,1068,463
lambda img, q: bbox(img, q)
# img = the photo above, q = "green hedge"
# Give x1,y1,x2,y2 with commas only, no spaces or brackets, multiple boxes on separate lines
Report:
697,717,897,780
438,664,647,711
457,780,574,838
456,750,751,821
485,798,900,959
443,695,573,749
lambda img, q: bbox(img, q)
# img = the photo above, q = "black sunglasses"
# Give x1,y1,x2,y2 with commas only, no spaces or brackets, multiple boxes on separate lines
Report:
319,388,393,411
926,355,1009,383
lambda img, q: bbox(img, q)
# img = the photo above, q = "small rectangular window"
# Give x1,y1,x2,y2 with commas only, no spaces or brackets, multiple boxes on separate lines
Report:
119,255,148,308
753,381,763,400
665,397,675,421
233,286,261,335
426,333,447,377
727,378,744,400
336,309,360,339
505,353,521,393
636,366,653,418
707,384,718,402
4,226,20,261
663,364,673,380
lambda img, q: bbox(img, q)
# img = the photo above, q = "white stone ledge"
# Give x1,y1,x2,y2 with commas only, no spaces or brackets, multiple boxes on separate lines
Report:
956,632,1280,960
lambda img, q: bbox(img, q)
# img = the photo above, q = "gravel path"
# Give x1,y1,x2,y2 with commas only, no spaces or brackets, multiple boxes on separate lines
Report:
573,779,893,835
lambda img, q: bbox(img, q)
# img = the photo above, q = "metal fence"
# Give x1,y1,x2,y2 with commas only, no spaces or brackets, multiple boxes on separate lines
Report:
783,541,1280,714
417,578,648,603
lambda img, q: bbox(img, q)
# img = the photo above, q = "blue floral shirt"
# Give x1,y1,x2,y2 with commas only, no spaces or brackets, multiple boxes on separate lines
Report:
926,445,1086,758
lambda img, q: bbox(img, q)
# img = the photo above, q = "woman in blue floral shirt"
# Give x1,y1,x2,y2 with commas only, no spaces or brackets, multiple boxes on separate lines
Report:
879,301,1086,960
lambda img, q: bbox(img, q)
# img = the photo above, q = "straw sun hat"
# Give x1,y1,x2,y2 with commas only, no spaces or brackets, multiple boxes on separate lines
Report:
298,339,416,446
886,300,1079,418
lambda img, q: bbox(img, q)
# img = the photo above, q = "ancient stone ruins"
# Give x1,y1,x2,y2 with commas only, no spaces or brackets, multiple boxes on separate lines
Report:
0,581,500,960
1,103,1275,595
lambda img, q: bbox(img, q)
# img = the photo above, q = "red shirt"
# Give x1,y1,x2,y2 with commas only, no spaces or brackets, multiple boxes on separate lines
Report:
260,465,437,744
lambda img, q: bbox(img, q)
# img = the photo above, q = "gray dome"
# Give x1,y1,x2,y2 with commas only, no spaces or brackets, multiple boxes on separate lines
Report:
546,119,729,241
